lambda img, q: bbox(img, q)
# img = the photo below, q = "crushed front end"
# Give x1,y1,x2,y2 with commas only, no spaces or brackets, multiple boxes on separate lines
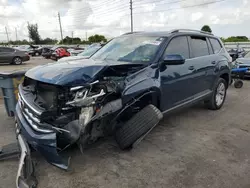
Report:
16,78,76,169
14,59,147,188
15,67,129,164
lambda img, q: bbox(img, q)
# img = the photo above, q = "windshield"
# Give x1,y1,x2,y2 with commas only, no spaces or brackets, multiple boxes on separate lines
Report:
244,51,250,58
91,35,164,63
78,46,100,57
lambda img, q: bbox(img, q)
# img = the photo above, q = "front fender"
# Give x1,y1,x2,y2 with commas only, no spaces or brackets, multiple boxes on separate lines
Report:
122,66,161,105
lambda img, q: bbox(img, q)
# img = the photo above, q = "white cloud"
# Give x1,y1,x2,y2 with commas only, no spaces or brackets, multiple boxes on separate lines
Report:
191,12,203,22
1,0,250,42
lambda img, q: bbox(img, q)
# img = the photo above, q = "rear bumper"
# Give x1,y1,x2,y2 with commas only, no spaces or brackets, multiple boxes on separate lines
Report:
22,56,30,62
15,103,69,170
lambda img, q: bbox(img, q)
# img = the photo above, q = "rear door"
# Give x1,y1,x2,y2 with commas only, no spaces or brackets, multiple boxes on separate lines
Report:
188,35,213,96
0,47,15,63
207,37,224,89
0,47,4,63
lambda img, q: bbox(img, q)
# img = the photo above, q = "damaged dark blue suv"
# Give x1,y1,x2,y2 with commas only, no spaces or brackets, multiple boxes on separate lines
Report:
15,29,231,187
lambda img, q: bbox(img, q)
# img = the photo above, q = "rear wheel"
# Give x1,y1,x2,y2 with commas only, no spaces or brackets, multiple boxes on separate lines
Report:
205,78,227,110
12,57,22,65
35,52,39,56
115,105,163,150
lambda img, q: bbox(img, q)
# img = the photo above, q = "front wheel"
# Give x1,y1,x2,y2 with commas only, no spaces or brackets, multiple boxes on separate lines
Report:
115,105,163,150
12,57,22,65
205,78,227,110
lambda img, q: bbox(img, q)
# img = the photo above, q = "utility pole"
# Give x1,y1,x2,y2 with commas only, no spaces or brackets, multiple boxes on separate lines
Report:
85,32,87,41
27,22,30,42
15,27,18,41
58,12,63,43
130,0,133,32
71,31,74,44
5,26,9,43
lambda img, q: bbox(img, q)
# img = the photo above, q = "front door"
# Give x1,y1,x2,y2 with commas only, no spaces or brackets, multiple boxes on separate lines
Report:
160,36,195,111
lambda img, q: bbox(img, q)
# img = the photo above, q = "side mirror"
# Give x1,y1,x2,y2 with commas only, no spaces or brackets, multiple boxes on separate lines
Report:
163,54,185,65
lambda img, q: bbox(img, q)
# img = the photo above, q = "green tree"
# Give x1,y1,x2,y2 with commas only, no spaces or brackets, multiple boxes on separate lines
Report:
72,37,81,44
223,36,249,42
201,25,212,33
88,34,107,43
61,36,71,44
27,23,41,44
81,40,90,45
40,38,58,44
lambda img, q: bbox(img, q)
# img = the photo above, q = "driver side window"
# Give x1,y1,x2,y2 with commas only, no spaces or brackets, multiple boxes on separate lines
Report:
164,36,190,59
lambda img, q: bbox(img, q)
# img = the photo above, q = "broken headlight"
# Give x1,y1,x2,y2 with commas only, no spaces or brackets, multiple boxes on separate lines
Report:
66,81,106,107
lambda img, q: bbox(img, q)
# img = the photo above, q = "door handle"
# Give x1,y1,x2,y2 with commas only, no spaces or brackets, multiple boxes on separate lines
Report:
211,61,217,64
188,66,195,70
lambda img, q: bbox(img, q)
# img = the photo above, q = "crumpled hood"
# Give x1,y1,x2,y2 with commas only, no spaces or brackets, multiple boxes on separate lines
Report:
57,55,90,62
25,59,135,86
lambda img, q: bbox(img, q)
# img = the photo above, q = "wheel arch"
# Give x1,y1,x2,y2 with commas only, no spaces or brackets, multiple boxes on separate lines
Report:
122,78,161,110
219,72,230,88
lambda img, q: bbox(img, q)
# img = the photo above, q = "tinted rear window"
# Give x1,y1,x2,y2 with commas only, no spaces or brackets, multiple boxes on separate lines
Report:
190,36,209,57
1,48,14,52
210,38,222,53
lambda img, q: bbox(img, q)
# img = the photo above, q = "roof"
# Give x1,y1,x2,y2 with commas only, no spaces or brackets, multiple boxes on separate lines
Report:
122,29,216,38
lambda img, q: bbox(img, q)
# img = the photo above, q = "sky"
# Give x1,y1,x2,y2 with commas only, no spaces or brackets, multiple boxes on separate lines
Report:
0,0,249,42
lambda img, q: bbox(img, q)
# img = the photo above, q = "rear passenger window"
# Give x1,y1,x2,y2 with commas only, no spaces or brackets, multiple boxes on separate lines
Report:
210,38,222,53
164,36,189,59
190,36,209,57
1,48,14,52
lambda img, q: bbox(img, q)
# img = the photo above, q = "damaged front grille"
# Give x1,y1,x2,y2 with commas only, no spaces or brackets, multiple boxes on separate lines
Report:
18,92,53,133
18,77,72,133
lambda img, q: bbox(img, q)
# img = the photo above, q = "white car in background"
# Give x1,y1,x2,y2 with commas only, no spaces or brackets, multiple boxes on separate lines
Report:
57,44,102,62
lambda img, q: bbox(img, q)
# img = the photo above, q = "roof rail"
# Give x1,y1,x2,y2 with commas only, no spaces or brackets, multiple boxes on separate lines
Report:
122,31,142,35
170,29,214,36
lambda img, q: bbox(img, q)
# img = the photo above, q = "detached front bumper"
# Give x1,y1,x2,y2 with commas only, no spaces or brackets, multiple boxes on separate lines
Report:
15,102,69,170
16,129,37,188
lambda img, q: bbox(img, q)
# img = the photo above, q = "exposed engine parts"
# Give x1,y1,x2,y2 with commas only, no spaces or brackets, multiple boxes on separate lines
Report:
21,73,129,151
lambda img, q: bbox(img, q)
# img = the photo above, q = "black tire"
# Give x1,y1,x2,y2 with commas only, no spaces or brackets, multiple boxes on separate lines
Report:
12,57,22,65
229,79,233,85
115,105,163,150
234,80,243,88
206,78,227,110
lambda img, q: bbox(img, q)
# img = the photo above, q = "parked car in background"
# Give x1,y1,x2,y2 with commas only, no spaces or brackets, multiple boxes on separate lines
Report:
0,47,30,65
57,44,102,62
228,48,246,61
232,51,250,77
51,47,70,61
42,46,68,59
70,49,85,56
28,47,46,56
41,47,51,58
16,45,33,52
